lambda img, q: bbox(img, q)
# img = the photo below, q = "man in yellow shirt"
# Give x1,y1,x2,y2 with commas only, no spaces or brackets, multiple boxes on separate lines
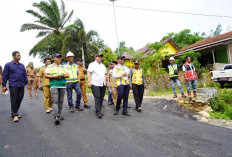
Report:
37,58,53,113
130,61,146,112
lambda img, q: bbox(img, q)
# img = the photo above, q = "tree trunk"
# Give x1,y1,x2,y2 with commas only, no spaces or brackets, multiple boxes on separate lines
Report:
81,45,85,68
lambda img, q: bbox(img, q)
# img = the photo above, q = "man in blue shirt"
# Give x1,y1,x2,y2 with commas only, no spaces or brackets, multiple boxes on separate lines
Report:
2,51,28,122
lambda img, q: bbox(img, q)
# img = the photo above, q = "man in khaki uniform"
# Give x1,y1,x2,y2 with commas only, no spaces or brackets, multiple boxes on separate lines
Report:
76,58,90,109
26,62,38,99
107,61,118,107
37,58,53,113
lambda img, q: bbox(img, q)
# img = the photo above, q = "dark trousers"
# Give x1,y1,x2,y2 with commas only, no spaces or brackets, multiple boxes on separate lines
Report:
91,85,106,113
132,84,144,109
116,85,130,111
9,86,25,116
66,82,82,108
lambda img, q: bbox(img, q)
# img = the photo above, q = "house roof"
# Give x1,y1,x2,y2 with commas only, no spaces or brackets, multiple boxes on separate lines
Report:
123,38,180,59
175,31,232,56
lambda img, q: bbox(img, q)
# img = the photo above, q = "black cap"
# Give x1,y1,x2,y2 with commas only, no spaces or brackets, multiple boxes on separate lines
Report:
53,53,62,58
96,54,104,57
117,56,125,60
76,58,83,62
112,61,118,64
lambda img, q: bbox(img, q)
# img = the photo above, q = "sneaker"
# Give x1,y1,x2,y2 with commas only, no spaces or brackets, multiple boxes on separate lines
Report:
138,107,142,112
50,108,53,111
46,110,51,113
13,116,19,122
84,105,91,109
75,106,84,111
54,115,60,125
29,96,32,99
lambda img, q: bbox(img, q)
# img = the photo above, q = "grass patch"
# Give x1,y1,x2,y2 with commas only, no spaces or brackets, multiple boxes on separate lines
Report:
148,87,187,96
210,89,232,120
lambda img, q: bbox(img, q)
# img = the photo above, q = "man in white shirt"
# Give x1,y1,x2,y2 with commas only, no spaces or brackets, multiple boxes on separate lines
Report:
87,54,107,119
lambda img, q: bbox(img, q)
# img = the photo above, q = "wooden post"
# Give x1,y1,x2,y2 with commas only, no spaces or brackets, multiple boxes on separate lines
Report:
212,50,215,64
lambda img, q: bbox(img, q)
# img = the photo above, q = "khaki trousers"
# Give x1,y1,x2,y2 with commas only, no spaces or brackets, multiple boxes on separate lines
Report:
110,87,118,106
79,80,89,105
43,86,52,111
28,80,37,97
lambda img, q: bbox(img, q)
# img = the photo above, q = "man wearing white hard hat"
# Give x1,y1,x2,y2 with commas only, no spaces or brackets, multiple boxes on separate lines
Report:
166,57,186,98
63,52,83,113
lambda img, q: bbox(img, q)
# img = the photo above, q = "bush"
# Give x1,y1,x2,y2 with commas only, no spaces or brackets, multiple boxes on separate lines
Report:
210,89,232,120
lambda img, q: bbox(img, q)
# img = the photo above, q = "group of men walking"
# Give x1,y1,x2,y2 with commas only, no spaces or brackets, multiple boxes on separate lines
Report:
1,50,198,124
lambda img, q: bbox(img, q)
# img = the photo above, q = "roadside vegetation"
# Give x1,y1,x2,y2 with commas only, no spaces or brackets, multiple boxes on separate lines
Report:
210,89,232,120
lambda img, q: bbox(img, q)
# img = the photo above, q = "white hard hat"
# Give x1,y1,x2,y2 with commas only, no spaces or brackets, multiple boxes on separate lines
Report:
169,57,175,61
66,52,74,57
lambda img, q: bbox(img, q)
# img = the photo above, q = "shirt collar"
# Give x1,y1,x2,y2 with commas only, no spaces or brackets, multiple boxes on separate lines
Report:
95,61,102,65
12,60,20,64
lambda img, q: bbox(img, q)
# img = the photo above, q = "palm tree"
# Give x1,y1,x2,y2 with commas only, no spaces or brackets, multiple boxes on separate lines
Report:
62,18,103,67
20,0,73,57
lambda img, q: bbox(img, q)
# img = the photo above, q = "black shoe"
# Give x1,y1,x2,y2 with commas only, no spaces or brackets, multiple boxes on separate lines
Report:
75,106,84,111
122,110,131,116
127,106,131,108
113,110,119,115
84,105,91,109
54,115,60,125
96,112,102,119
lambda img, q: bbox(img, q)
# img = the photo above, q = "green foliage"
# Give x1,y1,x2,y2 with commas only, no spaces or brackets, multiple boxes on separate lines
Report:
175,50,201,72
21,0,73,36
210,24,222,37
129,42,167,73
21,0,74,59
62,18,105,66
161,29,206,48
210,89,232,120
102,48,117,67
197,82,220,88
115,41,134,55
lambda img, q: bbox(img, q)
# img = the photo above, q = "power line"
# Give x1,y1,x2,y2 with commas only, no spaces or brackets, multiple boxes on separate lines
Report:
67,0,232,19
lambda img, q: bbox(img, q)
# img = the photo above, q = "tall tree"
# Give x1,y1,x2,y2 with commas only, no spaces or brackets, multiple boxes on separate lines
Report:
115,41,134,55
62,18,106,67
161,29,206,48
210,24,222,37
20,0,73,57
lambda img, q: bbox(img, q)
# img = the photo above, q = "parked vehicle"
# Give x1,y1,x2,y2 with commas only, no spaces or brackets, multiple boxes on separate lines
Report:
211,64,232,87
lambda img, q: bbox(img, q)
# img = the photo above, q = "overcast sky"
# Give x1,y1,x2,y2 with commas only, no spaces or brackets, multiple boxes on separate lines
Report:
0,0,232,68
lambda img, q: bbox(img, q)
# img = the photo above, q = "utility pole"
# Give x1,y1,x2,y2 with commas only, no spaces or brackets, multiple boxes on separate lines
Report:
110,0,120,55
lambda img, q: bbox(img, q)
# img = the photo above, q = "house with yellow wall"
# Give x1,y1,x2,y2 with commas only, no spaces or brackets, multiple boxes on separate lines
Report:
123,38,180,74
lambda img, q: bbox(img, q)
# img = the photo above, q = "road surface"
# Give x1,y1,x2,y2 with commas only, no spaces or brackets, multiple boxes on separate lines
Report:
0,90,232,157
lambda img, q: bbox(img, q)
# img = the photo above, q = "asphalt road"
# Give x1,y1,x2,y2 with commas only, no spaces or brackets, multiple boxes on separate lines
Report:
0,90,232,157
